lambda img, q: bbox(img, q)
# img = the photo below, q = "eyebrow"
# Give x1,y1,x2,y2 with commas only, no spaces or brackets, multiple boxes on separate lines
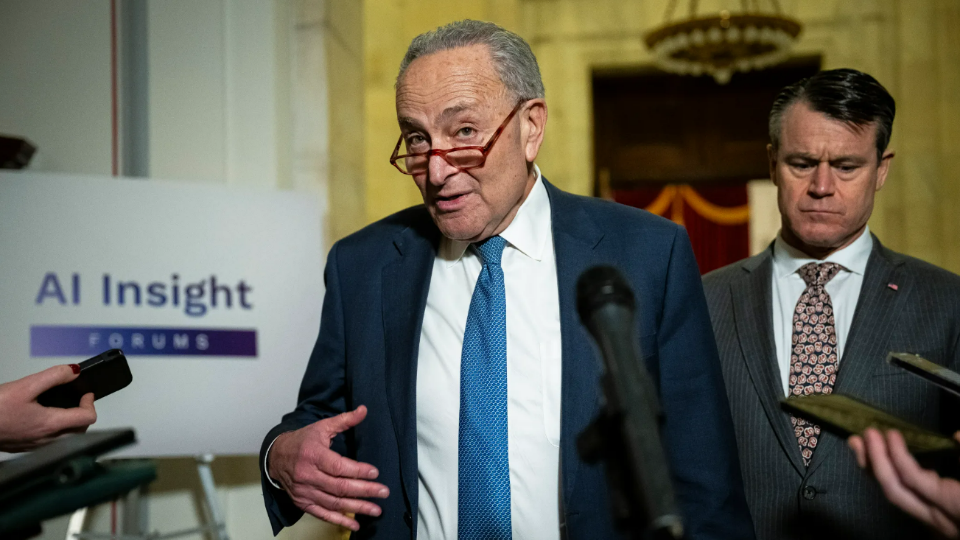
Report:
834,154,869,162
397,117,423,131
783,152,869,164
437,103,475,123
397,102,480,132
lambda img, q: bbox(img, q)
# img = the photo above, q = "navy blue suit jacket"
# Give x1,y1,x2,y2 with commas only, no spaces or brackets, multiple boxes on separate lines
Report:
260,179,754,539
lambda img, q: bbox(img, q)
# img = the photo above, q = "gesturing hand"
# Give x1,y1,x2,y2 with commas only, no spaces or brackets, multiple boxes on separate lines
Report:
268,405,389,532
0,364,98,453
849,428,960,538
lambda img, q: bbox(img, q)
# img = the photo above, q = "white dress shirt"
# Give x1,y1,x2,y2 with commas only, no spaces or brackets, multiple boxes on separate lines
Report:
415,166,562,540
771,227,874,396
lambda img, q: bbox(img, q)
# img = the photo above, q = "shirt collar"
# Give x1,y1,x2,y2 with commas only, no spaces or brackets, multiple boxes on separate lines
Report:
772,225,874,279
439,164,549,267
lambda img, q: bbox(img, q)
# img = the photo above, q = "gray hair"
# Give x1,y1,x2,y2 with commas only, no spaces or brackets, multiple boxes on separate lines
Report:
397,20,545,101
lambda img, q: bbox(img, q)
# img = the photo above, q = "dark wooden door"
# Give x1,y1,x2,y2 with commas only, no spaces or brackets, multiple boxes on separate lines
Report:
592,58,820,273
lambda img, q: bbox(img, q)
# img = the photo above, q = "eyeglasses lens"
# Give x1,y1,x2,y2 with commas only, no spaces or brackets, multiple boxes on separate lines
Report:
399,149,485,174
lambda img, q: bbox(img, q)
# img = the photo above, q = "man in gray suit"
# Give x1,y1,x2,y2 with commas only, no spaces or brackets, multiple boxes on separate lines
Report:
703,68,960,540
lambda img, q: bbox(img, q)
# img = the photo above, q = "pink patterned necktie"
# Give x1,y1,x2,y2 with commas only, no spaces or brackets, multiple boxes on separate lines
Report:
789,262,843,466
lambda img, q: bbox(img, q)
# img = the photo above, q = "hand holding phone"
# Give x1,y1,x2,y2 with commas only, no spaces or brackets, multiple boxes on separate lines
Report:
0,365,97,453
37,349,132,409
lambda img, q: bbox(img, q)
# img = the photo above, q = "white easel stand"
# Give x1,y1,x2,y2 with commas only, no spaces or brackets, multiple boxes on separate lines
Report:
66,455,229,540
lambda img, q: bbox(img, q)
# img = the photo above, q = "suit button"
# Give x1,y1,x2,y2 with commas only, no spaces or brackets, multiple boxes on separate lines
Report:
403,511,412,527
802,486,817,500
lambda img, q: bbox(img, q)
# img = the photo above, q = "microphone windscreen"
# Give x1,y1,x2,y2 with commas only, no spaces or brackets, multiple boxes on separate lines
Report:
576,265,635,322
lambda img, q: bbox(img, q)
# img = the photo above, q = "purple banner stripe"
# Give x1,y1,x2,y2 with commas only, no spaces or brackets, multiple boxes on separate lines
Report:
31,325,257,357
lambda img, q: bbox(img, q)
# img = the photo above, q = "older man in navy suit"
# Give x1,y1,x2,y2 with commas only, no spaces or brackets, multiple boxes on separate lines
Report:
259,19,753,540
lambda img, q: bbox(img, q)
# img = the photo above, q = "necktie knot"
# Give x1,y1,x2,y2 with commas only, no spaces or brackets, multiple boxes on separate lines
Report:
475,236,507,268
799,262,843,287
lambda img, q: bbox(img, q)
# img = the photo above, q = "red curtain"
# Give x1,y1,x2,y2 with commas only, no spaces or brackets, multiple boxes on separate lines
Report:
613,183,749,275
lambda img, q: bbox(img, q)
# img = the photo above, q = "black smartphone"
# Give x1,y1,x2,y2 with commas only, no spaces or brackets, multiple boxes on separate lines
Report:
36,349,133,408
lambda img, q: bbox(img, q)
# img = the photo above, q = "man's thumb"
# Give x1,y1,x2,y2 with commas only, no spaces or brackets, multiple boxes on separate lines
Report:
327,405,368,435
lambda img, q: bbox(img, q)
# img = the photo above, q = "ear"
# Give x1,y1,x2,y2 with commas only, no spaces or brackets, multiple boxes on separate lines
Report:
875,150,895,191
767,143,779,186
521,99,547,163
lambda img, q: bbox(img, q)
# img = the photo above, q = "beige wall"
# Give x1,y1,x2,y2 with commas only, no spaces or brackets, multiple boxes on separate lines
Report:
317,0,367,243
0,0,113,175
361,0,960,274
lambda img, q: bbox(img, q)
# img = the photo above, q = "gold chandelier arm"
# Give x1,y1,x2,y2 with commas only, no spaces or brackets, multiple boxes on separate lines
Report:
664,0,679,22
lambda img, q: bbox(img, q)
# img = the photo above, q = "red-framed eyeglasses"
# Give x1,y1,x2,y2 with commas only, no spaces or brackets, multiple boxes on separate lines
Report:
389,101,526,175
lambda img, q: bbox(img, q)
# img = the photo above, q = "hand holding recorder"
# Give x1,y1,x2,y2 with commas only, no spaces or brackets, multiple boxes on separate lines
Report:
843,353,960,538
849,429,960,539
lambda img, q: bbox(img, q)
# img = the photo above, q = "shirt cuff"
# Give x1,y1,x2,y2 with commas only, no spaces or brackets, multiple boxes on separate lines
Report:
264,435,284,490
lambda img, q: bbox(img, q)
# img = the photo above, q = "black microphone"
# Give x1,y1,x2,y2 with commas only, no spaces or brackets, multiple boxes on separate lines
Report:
576,266,684,540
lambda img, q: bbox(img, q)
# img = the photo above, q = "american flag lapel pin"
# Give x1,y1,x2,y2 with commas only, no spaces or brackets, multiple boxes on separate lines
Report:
887,283,899,291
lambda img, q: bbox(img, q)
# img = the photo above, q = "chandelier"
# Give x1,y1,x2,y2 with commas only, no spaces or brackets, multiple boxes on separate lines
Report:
644,0,802,84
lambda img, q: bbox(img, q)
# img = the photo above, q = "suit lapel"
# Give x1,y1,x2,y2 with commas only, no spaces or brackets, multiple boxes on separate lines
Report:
382,214,439,517
807,238,910,474
544,180,606,509
731,251,807,475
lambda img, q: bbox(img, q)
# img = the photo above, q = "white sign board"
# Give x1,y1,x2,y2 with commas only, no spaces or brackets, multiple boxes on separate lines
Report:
0,172,324,457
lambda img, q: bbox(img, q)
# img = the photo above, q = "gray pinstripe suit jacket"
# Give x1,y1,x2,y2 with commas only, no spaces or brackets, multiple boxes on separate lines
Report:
702,236,960,540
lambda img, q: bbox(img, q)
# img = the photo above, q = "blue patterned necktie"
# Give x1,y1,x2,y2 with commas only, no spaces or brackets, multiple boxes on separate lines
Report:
459,235,512,540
